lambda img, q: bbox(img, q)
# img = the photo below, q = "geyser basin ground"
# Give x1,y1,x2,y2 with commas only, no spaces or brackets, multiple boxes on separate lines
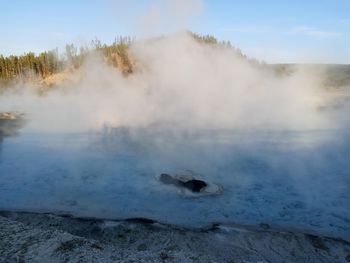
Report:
0,127,349,241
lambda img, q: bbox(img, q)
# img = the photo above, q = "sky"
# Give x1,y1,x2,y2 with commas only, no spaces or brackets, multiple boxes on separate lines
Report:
0,0,349,63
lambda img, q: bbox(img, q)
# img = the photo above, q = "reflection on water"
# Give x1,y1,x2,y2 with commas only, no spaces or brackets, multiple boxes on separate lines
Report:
0,126,349,240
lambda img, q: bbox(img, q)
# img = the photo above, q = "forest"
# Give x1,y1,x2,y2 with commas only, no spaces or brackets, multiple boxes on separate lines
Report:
0,33,250,86
0,36,133,81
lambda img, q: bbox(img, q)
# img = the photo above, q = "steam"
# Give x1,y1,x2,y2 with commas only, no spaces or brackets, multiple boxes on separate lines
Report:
1,33,349,239
0,32,330,133
135,0,204,36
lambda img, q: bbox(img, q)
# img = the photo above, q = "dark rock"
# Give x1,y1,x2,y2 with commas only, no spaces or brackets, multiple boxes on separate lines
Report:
159,173,208,193
180,179,207,192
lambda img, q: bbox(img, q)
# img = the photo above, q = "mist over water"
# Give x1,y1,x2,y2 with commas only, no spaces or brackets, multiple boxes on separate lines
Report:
0,33,330,132
0,32,349,240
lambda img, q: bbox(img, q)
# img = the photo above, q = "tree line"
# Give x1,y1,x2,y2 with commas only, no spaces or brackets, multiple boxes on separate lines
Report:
0,33,255,83
0,36,133,82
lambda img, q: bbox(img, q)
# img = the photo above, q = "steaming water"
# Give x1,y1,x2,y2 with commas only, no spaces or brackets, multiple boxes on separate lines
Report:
0,125,349,241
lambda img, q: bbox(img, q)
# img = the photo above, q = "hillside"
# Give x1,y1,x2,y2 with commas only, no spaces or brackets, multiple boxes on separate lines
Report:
272,64,350,88
0,33,253,90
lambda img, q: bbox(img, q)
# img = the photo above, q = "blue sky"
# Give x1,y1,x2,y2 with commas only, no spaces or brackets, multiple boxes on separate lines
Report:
1,0,349,63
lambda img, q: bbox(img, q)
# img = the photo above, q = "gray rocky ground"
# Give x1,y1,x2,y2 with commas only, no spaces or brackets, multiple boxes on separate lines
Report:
0,211,350,263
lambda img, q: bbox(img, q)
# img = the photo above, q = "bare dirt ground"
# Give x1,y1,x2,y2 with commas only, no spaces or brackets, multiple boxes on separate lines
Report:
1,211,349,263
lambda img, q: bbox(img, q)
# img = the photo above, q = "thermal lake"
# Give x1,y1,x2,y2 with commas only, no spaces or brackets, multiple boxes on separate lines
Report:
1,125,349,241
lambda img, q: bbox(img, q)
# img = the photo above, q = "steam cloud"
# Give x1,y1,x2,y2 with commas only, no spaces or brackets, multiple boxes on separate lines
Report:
0,32,331,133
127,0,204,37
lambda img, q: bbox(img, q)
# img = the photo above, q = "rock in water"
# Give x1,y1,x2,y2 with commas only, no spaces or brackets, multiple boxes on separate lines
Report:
180,179,207,192
159,173,208,193
0,112,26,138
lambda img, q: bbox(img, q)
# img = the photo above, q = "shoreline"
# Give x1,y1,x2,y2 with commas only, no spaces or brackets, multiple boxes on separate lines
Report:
1,210,349,263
